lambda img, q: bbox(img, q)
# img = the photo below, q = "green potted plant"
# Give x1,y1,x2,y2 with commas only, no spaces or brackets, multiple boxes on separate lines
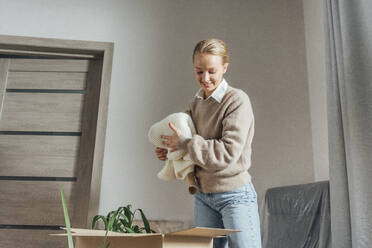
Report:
61,188,155,248
91,205,156,234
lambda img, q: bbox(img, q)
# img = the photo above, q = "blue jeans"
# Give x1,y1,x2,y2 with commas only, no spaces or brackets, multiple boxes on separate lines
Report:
194,182,262,248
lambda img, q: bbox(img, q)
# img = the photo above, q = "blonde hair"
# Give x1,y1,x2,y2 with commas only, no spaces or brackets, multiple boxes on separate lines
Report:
192,38,229,64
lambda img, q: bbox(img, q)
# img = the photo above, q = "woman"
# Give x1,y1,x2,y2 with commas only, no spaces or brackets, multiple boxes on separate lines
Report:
155,39,261,248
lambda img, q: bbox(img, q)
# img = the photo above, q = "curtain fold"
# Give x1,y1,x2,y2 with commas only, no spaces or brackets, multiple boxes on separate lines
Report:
324,0,372,247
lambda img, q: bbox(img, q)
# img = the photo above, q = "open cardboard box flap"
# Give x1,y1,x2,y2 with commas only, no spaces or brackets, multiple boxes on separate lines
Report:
51,227,240,248
167,227,239,237
51,227,240,238
51,228,162,237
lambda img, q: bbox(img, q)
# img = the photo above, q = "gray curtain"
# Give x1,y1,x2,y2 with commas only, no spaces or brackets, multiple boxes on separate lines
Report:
324,0,372,247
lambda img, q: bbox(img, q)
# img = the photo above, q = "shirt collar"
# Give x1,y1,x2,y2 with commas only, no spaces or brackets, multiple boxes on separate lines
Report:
194,78,229,103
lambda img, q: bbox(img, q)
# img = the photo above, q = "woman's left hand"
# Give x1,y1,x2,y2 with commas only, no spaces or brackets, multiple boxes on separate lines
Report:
161,122,181,152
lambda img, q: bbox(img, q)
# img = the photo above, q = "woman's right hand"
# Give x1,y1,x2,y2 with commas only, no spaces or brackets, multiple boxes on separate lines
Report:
155,147,168,161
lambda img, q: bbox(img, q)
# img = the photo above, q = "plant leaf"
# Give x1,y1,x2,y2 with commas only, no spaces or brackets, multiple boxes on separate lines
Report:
117,206,125,215
124,206,133,227
119,218,129,227
119,213,129,224
91,215,107,230
107,212,117,231
132,225,140,233
107,210,116,220
116,225,126,233
101,211,116,248
113,218,122,232
61,188,74,248
137,208,152,233
101,229,110,248
124,226,135,233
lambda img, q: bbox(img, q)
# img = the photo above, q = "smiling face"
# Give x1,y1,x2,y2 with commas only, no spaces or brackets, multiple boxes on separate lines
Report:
193,52,229,98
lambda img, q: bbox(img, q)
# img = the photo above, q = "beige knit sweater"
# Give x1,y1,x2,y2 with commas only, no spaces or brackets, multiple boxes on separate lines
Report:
178,85,255,193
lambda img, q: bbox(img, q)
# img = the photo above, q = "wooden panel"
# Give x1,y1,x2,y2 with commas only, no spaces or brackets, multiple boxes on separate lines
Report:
0,181,75,225
7,71,87,90
0,229,67,248
0,47,95,59
3,92,83,113
0,33,111,54
85,46,113,226
0,93,83,131
169,227,238,237
0,135,80,156
0,155,76,177
73,60,103,227
9,59,89,72
0,59,9,112
0,59,9,89
0,111,82,132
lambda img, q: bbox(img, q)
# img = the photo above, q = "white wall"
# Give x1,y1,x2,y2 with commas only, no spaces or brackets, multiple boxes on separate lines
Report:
303,0,330,181
0,0,315,222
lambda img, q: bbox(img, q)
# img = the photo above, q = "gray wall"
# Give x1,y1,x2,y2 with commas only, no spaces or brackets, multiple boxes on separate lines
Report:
0,0,315,222
303,0,330,181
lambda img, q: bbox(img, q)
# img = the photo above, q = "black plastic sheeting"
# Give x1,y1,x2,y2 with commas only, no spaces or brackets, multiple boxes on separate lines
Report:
261,181,331,248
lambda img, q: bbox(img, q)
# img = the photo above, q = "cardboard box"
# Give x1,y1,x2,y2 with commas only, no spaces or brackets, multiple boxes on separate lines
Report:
52,227,240,248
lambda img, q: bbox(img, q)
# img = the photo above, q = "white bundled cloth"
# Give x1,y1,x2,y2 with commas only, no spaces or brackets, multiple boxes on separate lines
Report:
148,112,198,194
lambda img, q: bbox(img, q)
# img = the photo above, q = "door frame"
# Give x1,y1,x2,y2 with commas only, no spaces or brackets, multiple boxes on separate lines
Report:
0,34,114,227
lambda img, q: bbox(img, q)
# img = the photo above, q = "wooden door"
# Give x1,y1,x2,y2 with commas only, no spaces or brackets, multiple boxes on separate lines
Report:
0,57,102,247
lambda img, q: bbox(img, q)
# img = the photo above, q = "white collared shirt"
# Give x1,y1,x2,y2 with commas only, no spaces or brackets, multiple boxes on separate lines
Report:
194,78,229,103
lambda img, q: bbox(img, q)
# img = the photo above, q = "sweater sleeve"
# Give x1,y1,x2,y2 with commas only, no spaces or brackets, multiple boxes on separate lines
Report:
178,95,253,171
